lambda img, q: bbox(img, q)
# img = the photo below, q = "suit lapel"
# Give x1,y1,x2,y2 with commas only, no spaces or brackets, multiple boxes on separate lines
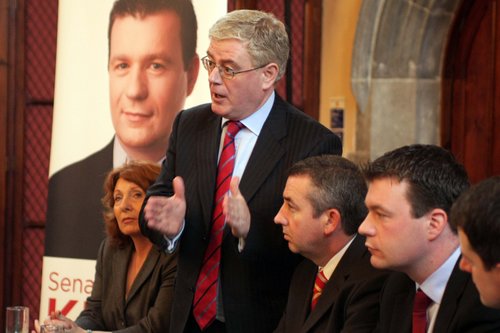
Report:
196,113,222,232
301,236,366,331
329,236,366,283
433,258,467,332
239,95,286,202
282,261,317,331
300,263,318,326
384,274,414,333
125,247,159,305
113,245,132,308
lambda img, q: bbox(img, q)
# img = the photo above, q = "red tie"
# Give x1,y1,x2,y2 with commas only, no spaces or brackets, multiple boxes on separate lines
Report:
412,289,432,333
311,269,327,311
193,121,244,330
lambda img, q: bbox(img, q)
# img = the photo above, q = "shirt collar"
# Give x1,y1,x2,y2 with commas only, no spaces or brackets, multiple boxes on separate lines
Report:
113,136,165,167
113,137,127,167
418,247,461,304
320,235,356,279
221,91,275,136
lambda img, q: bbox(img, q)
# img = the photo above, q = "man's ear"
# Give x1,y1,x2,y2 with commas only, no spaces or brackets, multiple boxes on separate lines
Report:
261,63,279,90
426,208,448,240
323,208,341,236
186,54,200,96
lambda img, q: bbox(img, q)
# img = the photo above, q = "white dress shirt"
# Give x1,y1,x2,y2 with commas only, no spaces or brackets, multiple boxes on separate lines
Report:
417,247,461,332
163,92,276,251
320,235,356,280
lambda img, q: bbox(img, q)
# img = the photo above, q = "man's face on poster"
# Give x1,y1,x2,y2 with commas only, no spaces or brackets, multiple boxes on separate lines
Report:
108,10,198,157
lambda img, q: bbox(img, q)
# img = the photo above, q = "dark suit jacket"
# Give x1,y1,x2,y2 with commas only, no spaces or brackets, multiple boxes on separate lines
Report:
75,238,177,333
140,94,342,333
274,235,388,333
45,139,113,259
377,260,500,332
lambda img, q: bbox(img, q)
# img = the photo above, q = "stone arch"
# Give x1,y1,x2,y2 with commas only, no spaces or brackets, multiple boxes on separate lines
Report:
351,0,461,159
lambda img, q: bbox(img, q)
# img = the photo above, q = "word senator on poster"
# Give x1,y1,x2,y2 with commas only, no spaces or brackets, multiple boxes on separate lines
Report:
48,271,93,294
40,257,96,319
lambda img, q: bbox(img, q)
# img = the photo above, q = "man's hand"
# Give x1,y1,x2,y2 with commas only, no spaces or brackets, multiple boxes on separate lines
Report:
144,176,186,238
223,177,251,239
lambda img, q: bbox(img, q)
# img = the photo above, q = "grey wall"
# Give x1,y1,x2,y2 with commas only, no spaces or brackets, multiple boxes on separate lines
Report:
351,0,462,160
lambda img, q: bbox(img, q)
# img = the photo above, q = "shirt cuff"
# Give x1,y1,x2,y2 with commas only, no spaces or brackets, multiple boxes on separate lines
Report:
238,237,245,252
162,221,185,253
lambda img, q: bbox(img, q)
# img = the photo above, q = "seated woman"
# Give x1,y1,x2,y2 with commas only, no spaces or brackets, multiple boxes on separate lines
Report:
37,161,176,333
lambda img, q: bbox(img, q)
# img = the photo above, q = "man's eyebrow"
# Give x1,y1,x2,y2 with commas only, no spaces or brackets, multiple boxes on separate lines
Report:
109,53,174,63
282,196,295,206
205,52,238,67
144,53,175,63
367,203,391,213
109,54,129,62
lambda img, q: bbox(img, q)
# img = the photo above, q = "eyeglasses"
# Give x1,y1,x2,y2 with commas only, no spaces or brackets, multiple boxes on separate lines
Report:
201,56,267,80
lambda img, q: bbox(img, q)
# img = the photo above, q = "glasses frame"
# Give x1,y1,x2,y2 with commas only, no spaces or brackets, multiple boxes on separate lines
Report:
201,56,267,80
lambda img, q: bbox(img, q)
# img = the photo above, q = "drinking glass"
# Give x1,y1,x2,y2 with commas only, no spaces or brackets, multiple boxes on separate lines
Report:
5,306,29,333
39,324,64,333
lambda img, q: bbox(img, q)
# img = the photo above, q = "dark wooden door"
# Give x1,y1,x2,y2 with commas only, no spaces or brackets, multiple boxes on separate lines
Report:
442,0,500,183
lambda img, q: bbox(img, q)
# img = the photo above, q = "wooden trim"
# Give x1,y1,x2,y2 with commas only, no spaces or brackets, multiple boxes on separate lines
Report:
0,0,10,322
441,0,498,181
12,0,26,307
441,0,486,148
303,0,322,120
228,0,322,120
1,0,25,320
231,0,257,10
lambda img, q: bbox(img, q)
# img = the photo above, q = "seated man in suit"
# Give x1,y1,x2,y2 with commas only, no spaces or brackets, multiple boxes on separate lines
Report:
274,155,388,333
358,144,500,332
450,176,500,309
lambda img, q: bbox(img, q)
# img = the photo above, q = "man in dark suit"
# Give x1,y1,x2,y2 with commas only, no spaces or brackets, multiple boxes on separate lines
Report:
450,176,500,309
46,140,113,259
358,144,500,332
45,0,199,259
140,9,342,333
273,155,388,333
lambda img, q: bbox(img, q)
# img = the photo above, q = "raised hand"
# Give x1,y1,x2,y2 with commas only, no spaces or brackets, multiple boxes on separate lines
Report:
144,176,186,238
223,177,251,239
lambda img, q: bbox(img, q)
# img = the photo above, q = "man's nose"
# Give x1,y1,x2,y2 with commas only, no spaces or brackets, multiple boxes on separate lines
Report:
358,215,374,236
274,205,287,225
208,66,223,84
125,67,148,100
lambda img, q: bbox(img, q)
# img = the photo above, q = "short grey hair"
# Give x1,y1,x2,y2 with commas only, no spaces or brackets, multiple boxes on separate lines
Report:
209,9,289,81
288,155,368,236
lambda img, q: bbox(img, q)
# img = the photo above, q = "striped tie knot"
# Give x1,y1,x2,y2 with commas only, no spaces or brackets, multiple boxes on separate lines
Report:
311,269,327,311
226,121,244,138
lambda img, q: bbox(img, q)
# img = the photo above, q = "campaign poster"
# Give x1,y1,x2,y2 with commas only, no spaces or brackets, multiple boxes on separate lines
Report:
40,0,227,319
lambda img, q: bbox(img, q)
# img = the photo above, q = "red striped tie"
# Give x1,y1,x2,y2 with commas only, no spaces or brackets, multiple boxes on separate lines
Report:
311,269,327,311
193,121,244,330
412,289,432,333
